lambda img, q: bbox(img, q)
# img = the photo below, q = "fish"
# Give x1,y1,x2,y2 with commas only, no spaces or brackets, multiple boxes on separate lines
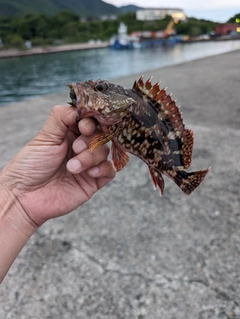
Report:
68,77,209,196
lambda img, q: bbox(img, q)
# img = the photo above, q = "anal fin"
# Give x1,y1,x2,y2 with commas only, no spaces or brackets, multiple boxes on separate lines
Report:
149,167,165,196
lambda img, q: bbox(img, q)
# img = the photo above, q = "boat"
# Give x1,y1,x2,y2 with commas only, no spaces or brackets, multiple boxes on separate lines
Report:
109,23,136,50
109,21,182,50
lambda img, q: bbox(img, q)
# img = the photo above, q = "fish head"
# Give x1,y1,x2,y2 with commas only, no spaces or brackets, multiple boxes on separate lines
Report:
68,79,136,125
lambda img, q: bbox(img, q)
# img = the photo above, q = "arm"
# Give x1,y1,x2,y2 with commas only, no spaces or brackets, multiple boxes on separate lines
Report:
0,105,116,283
0,185,36,282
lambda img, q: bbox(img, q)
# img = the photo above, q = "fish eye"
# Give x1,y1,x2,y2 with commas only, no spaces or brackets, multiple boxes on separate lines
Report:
96,84,104,91
95,81,108,92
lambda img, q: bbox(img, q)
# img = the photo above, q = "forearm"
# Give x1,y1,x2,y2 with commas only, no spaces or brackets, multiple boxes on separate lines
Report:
0,183,37,283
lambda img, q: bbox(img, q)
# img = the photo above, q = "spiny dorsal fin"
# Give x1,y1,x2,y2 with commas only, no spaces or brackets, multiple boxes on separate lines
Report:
133,76,194,169
133,76,185,131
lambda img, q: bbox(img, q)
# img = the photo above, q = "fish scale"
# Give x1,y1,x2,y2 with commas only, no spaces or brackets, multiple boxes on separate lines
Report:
68,77,210,196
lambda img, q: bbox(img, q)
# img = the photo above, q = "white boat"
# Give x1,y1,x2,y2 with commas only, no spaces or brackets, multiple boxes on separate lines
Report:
109,23,136,49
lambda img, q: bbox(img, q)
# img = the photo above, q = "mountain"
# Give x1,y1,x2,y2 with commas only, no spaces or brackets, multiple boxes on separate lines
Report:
119,5,141,14
0,0,125,17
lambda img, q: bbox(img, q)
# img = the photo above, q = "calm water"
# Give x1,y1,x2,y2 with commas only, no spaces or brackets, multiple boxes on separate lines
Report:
1,40,240,106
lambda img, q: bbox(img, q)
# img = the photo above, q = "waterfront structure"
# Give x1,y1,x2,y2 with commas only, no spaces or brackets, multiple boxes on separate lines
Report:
215,23,239,35
136,8,186,22
109,21,182,50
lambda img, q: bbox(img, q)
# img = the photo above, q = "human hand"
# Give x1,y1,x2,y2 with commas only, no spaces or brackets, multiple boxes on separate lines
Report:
0,105,116,227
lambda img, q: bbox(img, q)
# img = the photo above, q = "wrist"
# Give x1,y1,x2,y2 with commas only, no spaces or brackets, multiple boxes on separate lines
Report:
0,182,38,235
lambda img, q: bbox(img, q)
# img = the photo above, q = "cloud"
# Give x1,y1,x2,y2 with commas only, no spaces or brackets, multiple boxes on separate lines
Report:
104,0,240,10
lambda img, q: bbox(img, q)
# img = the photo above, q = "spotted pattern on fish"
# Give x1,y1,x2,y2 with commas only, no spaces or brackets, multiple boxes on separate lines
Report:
68,77,209,196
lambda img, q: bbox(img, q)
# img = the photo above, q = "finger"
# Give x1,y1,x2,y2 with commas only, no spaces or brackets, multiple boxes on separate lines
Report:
72,135,91,154
97,175,115,190
72,127,103,154
89,161,116,190
88,160,116,179
78,118,98,136
68,123,80,136
37,105,78,144
66,144,110,174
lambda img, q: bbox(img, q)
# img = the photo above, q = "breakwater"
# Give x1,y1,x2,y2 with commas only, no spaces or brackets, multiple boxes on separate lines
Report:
0,42,109,59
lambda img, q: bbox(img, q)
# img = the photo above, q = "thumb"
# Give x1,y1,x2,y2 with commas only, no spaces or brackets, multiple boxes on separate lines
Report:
36,105,78,144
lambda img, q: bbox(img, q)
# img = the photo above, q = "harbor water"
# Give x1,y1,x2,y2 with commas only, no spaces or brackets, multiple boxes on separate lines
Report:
0,39,240,106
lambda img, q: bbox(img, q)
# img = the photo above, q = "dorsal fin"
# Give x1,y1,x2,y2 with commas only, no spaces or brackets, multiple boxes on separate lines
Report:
132,76,194,169
133,76,186,132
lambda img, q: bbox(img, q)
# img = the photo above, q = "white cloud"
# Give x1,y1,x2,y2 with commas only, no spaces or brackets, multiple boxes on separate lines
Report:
104,0,240,21
104,0,240,10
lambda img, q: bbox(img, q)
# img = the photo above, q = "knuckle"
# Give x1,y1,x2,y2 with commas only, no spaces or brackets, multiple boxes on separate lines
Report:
79,118,96,134
52,104,63,113
49,105,63,118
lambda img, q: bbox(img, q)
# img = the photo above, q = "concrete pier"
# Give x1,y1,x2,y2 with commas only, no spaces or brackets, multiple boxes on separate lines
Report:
0,50,240,319
0,42,109,59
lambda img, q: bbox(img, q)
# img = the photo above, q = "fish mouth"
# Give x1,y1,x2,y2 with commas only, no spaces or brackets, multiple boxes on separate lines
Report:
69,84,88,109
68,83,78,107
69,88,77,105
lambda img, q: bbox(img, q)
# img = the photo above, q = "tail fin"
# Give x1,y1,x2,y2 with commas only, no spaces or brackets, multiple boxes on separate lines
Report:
169,168,210,195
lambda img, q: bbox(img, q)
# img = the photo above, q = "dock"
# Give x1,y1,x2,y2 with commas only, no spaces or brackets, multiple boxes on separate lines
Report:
0,49,240,319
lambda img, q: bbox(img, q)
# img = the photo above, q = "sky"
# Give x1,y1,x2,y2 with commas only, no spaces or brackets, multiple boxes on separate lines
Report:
104,0,240,22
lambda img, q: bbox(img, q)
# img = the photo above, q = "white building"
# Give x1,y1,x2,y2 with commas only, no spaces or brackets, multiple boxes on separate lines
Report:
136,8,186,22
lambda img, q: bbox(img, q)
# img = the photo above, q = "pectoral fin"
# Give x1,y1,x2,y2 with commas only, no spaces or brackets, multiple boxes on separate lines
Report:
89,133,113,152
111,141,129,171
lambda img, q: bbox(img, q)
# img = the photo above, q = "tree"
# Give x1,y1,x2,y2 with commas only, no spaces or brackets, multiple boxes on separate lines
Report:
175,18,215,36
0,10,220,48
11,13,51,40
52,11,79,29
5,34,25,48
227,13,240,23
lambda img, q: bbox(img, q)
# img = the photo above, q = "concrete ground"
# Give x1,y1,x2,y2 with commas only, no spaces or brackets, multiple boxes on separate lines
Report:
0,50,240,319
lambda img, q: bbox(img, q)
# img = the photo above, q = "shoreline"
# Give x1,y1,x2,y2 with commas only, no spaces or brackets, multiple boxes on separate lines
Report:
1,36,240,59
1,47,240,108
0,41,109,59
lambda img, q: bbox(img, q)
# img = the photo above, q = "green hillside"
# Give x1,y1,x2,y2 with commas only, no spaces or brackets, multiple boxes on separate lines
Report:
0,0,121,17
118,5,141,15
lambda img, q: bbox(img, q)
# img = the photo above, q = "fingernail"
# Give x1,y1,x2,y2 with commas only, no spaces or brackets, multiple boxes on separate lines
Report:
73,140,87,153
68,159,81,173
88,166,99,176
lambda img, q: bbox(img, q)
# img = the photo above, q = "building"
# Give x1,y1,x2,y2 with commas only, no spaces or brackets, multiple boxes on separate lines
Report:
136,8,186,22
100,15,117,21
215,23,239,35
